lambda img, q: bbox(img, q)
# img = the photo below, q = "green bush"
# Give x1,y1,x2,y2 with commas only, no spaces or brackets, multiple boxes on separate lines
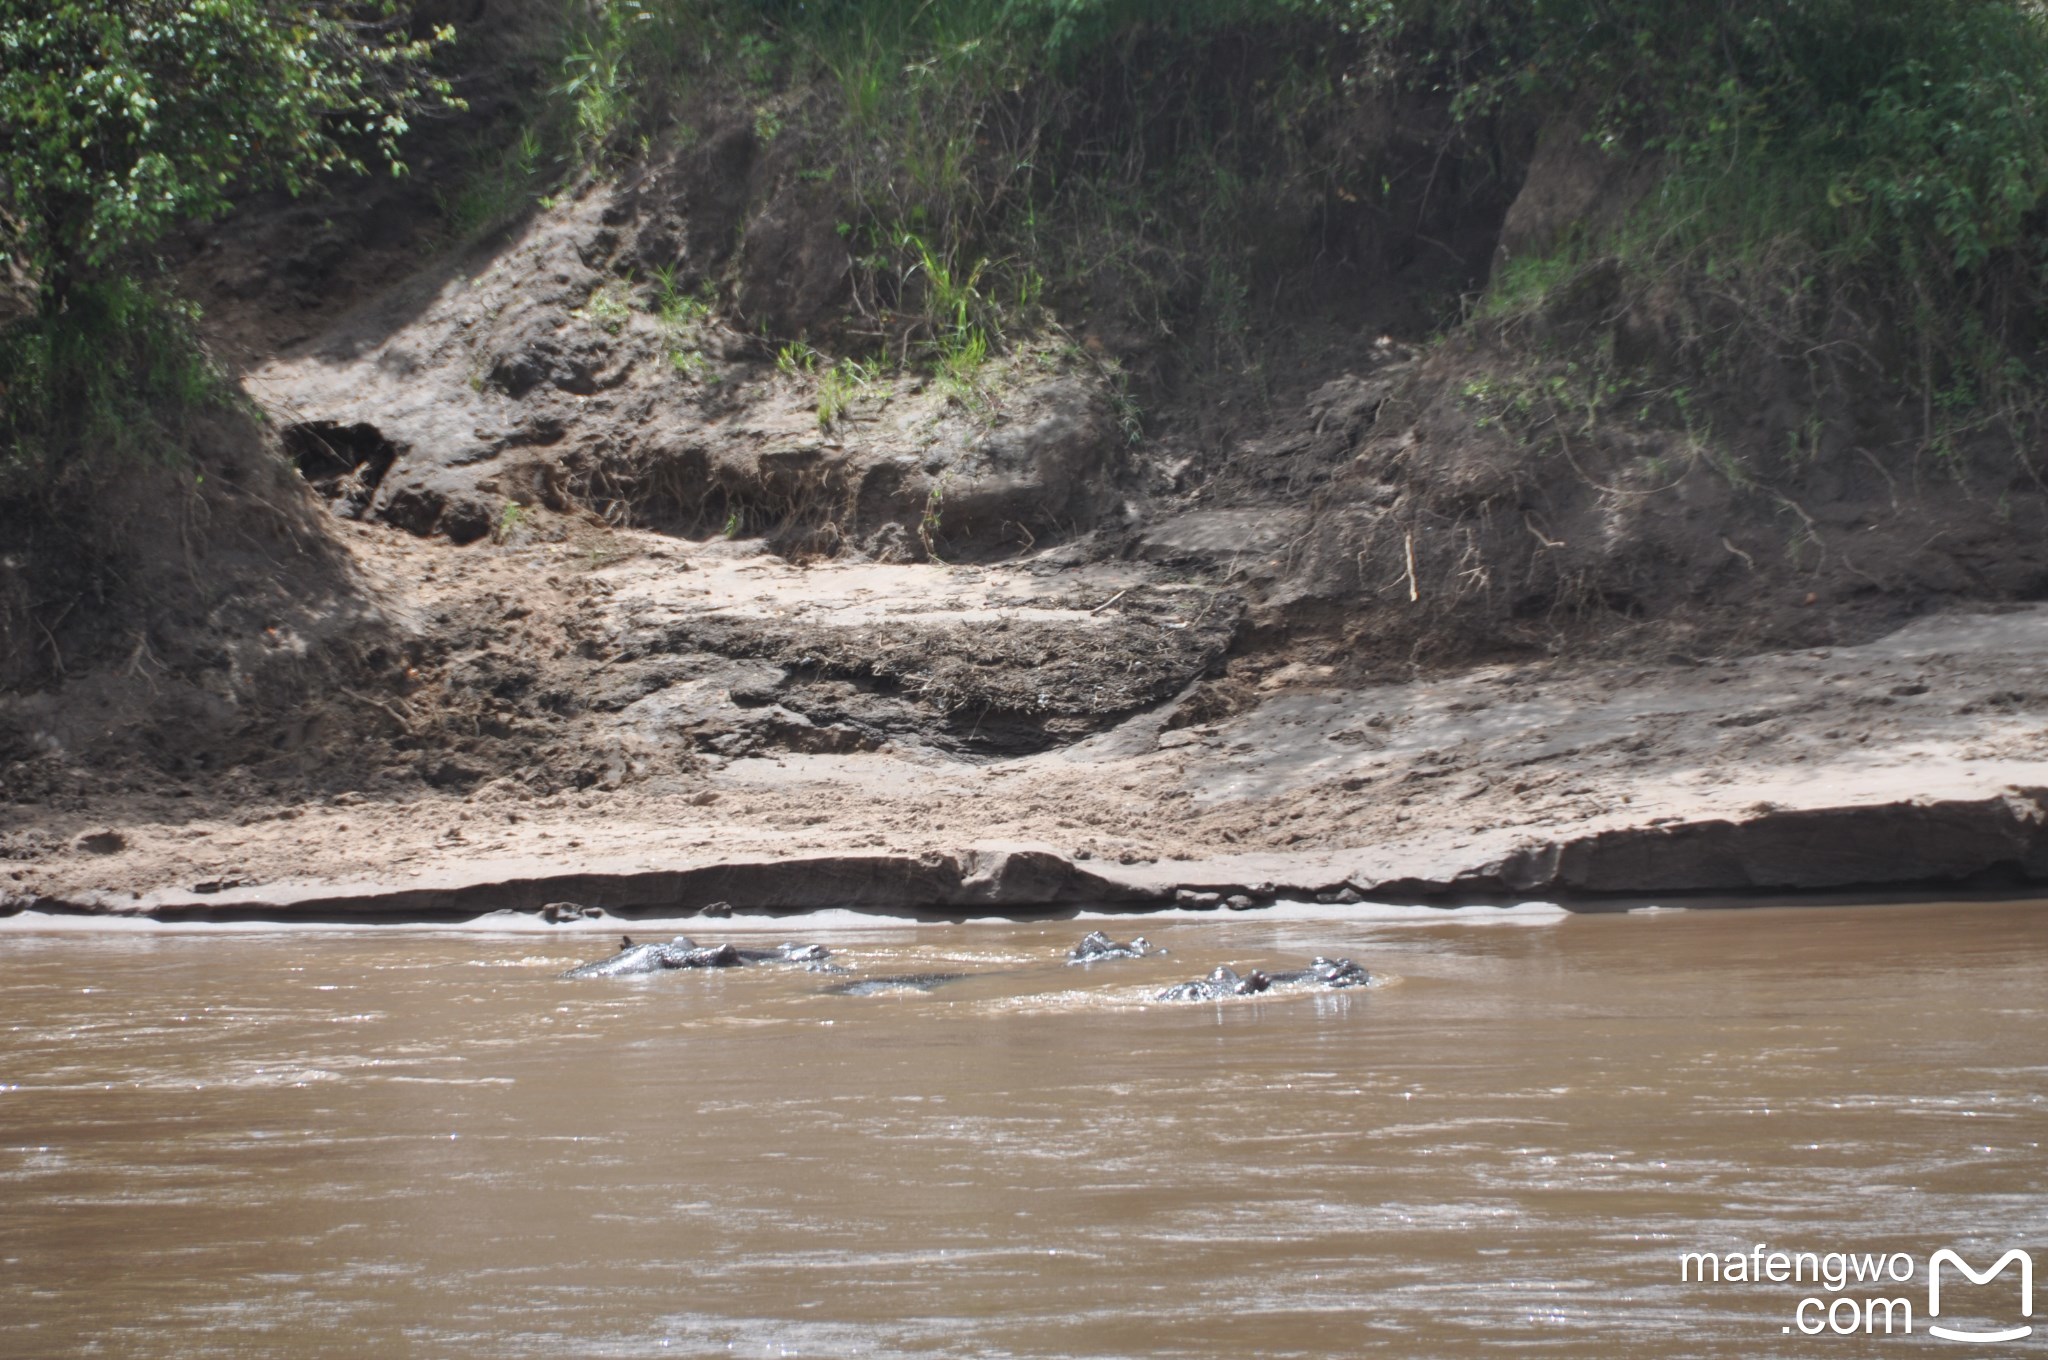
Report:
694,2,2048,371
1409,0,2048,457
0,277,224,490
1395,0,2048,278
0,1,459,479
1,0,459,305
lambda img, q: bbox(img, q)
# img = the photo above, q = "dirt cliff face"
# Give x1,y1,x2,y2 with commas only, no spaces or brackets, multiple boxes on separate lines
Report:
246,142,1134,558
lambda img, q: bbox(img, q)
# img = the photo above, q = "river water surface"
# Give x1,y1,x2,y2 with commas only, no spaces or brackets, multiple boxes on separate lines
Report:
3,900,2045,1358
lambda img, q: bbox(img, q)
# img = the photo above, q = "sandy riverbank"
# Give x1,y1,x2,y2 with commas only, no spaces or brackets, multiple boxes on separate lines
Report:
10,589,2048,920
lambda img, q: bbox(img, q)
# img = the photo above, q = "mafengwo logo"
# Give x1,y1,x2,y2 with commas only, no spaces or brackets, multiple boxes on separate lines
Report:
1928,1249,2032,1344
1679,1243,2035,1340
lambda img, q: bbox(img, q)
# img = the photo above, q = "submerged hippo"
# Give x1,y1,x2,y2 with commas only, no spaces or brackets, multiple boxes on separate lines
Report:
1267,956,1370,988
1156,956,1371,1001
1156,966,1271,1002
725,942,833,965
563,936,697,978
563,936,834,979
1066,930,1160,964
824,972,974,996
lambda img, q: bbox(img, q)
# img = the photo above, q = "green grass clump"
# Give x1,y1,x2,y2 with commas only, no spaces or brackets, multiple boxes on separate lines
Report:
816,358,881,428
0,278,230,493
437,128,551,240
578,280,635,335
648,266,719,381
775,341,819,377
537,0,2048,468
542,0,1383,404
1447,0,2048,461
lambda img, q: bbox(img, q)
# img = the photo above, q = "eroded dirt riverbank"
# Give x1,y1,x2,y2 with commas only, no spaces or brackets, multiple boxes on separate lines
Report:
9,517,2048,919
13,109,2048,920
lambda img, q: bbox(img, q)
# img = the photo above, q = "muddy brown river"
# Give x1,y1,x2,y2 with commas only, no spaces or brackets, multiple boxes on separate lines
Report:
3,900,2044,1357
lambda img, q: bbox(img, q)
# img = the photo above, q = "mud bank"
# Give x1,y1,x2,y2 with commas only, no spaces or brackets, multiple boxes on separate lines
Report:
11,601,2048,921
11,787,2048,923
17,7,2048,938
13,144,2048,917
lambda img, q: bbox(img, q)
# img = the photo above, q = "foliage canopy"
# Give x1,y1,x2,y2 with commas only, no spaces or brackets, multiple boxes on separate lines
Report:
0,0,457,485
0,0,458,301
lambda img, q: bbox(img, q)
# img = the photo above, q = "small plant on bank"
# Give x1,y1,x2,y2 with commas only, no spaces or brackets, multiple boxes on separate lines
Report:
934,327,991,408
775,341,820,377
1100,356,1144,445
579,280,634,335
652,267,712,330
492,500,527,544
917,478,946,562
671,347,714,382
651,266,717,381
815,358,880,429
551,0,708,164
902,232,990,341
437,126,550,240
556,10,634,158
